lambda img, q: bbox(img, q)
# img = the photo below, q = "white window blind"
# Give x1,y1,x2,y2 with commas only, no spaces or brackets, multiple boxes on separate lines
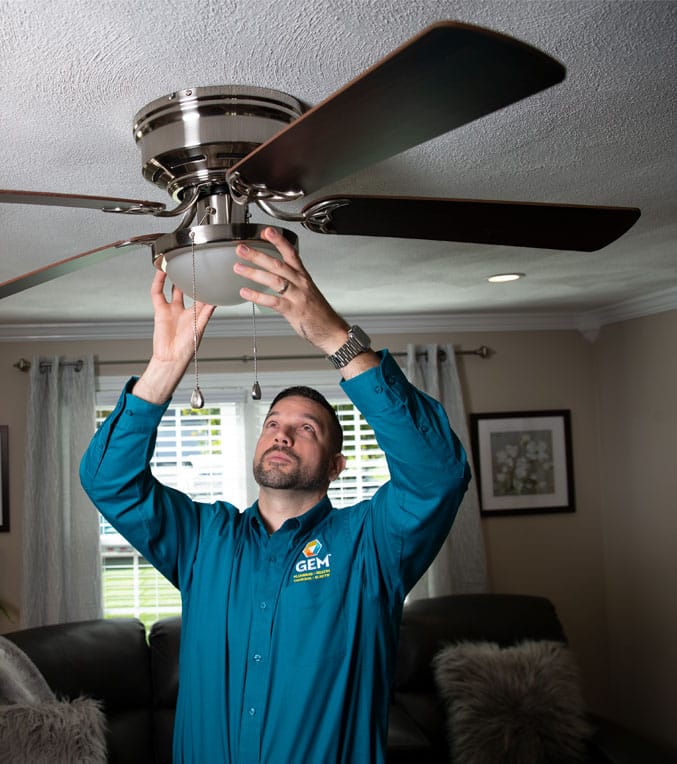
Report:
96,374,388,630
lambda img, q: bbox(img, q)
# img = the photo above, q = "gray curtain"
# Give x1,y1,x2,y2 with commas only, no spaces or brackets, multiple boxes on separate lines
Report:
405,343,489,599
21,355,101,627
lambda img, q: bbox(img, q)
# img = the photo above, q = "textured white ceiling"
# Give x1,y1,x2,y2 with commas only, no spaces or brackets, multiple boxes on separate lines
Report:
0,0,675,332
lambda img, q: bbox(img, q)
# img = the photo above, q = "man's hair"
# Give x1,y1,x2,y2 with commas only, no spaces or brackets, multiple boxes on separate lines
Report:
268,386,343,453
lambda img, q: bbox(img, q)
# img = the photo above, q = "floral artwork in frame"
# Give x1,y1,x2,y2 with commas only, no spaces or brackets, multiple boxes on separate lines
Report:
0,425,8,532
470,410,575,516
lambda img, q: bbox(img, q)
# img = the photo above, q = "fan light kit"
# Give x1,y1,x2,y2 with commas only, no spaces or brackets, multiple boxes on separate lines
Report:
0,21,641,308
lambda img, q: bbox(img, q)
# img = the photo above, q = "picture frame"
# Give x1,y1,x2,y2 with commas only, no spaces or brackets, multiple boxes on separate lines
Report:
0,426,8,532
469,410,575,516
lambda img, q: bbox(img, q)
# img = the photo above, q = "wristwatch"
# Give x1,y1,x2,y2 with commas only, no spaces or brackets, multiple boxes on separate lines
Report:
326,325,372,369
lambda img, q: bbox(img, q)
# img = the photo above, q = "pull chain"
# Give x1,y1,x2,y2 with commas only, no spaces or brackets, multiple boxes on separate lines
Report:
189,230,204,410
251,302,262,400
187,207,215,410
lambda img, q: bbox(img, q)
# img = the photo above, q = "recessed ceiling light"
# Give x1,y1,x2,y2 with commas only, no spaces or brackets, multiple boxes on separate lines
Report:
487,273,525,283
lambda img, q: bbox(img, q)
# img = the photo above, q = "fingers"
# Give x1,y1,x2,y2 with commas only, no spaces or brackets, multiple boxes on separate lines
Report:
233,227,305,303
262,225,301,264
150,269,168,304
233,228,346,352
195,301,217,333
150,269,186,307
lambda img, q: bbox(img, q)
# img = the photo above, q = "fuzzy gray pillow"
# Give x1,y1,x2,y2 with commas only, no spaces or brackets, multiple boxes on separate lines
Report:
433,640,591,764
0,697,107,764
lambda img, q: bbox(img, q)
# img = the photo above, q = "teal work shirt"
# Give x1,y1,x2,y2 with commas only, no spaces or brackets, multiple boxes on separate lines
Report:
80,350,470,763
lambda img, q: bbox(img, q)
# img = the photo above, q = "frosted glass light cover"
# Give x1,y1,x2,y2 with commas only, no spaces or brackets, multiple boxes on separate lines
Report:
164,240,283,306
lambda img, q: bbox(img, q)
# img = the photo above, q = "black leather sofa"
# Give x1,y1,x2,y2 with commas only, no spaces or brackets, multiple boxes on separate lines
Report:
4,594,674,763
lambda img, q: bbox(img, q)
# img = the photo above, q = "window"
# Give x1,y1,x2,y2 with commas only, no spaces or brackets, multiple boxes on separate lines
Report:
97,374,389,630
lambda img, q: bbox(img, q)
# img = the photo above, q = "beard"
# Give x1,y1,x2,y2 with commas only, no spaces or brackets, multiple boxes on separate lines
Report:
253,446,327,492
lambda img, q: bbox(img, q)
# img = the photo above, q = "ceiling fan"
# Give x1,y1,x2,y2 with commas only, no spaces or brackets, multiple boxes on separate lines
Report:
0,20,640,306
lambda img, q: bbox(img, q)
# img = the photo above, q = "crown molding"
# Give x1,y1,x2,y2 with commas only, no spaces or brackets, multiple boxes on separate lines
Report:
577,285,677,332
1,288,676,342
0,312,582,342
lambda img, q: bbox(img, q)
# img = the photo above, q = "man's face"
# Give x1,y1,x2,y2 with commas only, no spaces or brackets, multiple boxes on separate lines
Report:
253,396,344,491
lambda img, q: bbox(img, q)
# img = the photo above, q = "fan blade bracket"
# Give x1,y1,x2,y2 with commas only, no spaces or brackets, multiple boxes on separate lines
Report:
227,170,304,206
301,199,352,234
101,201,167,215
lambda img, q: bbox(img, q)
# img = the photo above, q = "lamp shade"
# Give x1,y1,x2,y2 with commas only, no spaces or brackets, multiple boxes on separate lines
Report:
151,223,298,306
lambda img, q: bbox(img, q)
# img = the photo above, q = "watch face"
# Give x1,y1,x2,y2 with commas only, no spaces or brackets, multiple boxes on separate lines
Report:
350,325,371,348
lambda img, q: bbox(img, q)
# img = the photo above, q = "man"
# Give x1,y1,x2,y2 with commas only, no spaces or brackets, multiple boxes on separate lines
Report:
80,227,470,763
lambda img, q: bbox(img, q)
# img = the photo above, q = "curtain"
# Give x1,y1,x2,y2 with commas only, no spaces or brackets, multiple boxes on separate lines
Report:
21,355,101,627
405,343,489,599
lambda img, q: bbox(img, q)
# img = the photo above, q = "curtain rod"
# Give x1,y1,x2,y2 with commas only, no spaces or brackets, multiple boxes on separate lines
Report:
14,345,491,373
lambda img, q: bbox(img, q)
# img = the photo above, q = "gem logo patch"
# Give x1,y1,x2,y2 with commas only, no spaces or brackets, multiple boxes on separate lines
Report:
302,539,322,558
293,538,332,583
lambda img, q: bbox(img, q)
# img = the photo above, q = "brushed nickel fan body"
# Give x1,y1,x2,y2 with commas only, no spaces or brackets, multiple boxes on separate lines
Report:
133,86,306,205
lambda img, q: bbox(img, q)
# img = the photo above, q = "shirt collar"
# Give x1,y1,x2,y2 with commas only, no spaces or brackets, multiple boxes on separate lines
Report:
249,495,333,539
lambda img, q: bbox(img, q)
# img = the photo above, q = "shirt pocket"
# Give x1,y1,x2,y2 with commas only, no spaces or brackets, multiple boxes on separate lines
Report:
274,577,347,668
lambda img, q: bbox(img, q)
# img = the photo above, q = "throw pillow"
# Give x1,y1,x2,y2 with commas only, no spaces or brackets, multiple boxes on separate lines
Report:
0,637,54,705
0,697,107,764
433,640,591,764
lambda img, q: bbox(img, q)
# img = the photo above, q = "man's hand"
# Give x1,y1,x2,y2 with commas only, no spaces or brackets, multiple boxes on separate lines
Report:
235,227,379,378
133,271,216,404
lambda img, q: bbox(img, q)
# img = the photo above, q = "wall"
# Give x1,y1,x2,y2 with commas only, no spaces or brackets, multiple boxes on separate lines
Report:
594,310,677,751
0,314,675,751
459,329,610,715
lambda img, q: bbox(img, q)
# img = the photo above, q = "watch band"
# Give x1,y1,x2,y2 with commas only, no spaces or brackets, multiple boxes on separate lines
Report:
326,325,371,369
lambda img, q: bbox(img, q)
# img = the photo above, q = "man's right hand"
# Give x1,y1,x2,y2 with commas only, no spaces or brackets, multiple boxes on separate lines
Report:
132,270,216,404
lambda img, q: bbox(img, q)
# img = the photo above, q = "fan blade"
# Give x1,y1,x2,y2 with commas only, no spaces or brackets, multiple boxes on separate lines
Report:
0,234,162,299
0,189,165,214
302,196,641,251
228,21,565,197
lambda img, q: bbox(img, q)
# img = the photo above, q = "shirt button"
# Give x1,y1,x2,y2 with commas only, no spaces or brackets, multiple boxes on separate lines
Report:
259,601,267,609
248,707,256,716
253,654,262,663
374,385,383,394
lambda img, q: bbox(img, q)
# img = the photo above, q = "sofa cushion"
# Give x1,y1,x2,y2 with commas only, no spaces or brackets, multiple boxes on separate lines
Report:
433,640,591,764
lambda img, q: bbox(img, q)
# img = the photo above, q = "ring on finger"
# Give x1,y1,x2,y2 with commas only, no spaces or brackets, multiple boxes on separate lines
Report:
277,279,290,295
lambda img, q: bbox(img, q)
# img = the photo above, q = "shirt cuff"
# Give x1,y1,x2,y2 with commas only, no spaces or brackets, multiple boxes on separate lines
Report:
340,349,409,414
118,376,171,427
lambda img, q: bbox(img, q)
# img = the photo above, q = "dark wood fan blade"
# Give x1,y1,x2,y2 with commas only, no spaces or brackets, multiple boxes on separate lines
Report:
229,21,565,197
0,189,165,214
0,234,162,299
302,196,641,251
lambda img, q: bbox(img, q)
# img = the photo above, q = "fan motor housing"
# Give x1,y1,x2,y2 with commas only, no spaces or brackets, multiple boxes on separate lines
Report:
133,86,306,200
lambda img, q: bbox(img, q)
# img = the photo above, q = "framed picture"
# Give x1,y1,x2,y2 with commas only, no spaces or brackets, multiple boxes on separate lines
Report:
470,410,575,516
0,426,8,532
